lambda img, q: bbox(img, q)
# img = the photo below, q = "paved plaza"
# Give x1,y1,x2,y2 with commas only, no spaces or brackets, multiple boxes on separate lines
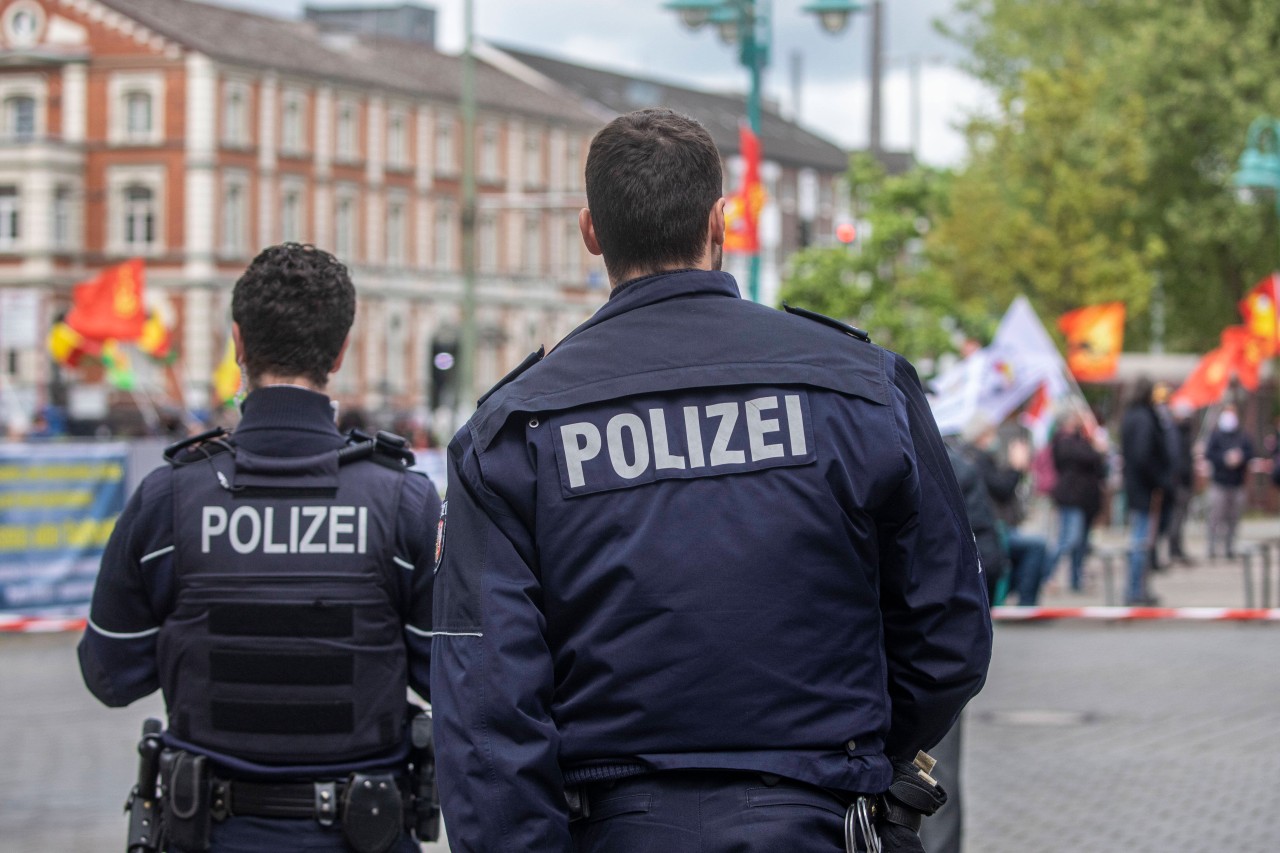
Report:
2,515,1278,851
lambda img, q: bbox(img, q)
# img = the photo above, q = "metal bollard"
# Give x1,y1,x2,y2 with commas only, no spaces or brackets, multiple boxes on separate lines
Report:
1242,549,1256,609
1101,552,1116,606
1262,543,1273,609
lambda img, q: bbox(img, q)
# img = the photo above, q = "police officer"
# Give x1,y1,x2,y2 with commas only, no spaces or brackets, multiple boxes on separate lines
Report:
430,110,992,852
78,243,440,853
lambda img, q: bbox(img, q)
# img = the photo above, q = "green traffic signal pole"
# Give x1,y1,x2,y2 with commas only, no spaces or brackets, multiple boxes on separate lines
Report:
458,0,478,429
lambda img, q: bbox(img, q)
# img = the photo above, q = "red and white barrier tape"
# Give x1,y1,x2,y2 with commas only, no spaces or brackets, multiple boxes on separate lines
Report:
0,615,87,633
4,608,1280,633
993,606,1280,622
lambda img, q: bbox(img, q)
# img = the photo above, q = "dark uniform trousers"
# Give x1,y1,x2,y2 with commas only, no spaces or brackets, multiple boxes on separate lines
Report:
171,816,421,853
570,771,869,853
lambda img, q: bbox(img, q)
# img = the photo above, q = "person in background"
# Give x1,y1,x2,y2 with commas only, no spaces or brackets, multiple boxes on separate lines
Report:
963,418,1050,605
1047,412,1107,593
1164,400,1197,566
1120,377,1170,605
1204,403,1254,561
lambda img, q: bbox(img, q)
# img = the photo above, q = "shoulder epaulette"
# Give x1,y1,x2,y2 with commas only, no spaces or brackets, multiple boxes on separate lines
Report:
783,303,871,343
477,346,545,408
164,427,233,466
339,429,415,468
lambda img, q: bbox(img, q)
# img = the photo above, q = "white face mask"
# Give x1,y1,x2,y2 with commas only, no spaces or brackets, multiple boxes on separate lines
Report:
1219,411,1239,433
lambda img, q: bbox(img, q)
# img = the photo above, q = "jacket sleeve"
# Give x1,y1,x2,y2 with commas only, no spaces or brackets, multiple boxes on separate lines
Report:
398,470,441,702
77,470,173,708
431,428,572,853
878,355,993,760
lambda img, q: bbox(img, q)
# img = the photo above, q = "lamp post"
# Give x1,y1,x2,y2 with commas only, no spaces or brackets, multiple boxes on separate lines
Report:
1233,115,1280,259
663,0,864,303
457,0,477,431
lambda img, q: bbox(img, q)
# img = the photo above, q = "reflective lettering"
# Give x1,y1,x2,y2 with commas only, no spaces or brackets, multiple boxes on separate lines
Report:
785,395,807,455
684,406,706,468
202,506,227,553
262,507,288,553
607,413,649,480
705,402,745,466
746,396,784,461
290,506,299,552
228,506,261,554
649,408,686,470
358,507,367,553
299,507,326,554
561,422,602,488
329,506,355,553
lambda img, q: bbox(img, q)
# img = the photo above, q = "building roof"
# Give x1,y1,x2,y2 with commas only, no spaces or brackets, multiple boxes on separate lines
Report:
96,0,601,125
494,44,851,173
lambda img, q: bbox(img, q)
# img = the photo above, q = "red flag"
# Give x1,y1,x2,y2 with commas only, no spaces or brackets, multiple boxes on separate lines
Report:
723,125,764,254
1219,325,1266,391
1170,347,1234,410
1238,272,1280,357
65,259,146,342
1058,302,1125,382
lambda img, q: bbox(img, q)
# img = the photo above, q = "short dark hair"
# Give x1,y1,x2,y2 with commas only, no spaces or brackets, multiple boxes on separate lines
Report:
231,243,355,388
584,109,723,280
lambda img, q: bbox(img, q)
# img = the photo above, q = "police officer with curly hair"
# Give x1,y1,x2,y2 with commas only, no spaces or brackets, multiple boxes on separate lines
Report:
431,110,992,853
79,243,440,853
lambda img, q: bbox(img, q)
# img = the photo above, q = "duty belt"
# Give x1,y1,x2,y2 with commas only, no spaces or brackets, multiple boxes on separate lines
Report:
213,776,412,829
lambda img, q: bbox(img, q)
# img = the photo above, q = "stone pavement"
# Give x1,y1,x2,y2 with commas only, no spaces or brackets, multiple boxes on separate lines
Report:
1,512,1276,852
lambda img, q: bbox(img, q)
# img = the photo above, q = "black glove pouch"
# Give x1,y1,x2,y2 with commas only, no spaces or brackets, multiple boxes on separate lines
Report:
341,772,403,853
159,750,212,852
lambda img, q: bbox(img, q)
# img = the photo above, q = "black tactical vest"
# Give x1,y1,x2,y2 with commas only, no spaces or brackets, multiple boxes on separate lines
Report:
159,443,408,765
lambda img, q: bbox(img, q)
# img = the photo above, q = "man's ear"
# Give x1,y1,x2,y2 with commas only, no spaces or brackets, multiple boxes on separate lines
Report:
232,322,245,365
331,335,350,375
579,208,603,257
709,197,727,247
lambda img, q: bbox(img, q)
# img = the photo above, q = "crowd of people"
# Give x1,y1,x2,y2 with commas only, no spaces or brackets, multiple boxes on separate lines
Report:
946,377,1277,607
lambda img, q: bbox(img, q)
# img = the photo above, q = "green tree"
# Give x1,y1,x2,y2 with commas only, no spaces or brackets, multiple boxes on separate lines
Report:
939,0,1280,352
780,155,980,361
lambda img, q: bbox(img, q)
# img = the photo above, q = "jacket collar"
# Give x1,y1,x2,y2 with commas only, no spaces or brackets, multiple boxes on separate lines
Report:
563,269,742,345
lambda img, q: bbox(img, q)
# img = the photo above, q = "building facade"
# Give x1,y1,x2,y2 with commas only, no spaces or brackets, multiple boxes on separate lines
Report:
0,0,854,439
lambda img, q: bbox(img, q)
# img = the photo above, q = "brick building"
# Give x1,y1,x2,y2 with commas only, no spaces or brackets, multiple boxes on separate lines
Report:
0,0,854,437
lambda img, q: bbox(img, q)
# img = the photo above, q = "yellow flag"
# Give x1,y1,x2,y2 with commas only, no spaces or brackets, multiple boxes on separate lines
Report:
212,337,241,405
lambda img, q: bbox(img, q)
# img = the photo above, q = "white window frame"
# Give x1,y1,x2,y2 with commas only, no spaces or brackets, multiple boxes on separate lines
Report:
0,76,45,142
0,185,20,251
387,107,409,169
480,121,500,182
522,213,542,275
220,171,250,257
523,131,543,189
334,186,357,262
108,72,163,146
434,113,456,176
52,184,75,251
336,98,359,163
478,212,498,273
386,195,407,267
4,95,35,141
434,198,455,270
221,79,252,149
280,180,305,244
280,89,307,156
107,165,165,257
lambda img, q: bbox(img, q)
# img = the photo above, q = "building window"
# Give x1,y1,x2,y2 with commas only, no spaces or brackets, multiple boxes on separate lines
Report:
221,179,247,256
124,92,152,141
524,133,543,187
52,186,72,249
478,213,497,273
335,194,356,261
434,201,455,269
281,187,304,243
386,199,405,266
480,123,500,181
563,135,581,190
123,185,155,251
562,216,581,277
223,85,249,147
387,112,407,168
281,94,305,154
337,102,357,161
434,115,455,174
523,214,542,274
0,186,18,250
4,95,35,141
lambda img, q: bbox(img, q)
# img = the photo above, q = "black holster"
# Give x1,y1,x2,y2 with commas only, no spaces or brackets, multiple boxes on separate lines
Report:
159,750,213,852
340,772,404,853
408,708,441,842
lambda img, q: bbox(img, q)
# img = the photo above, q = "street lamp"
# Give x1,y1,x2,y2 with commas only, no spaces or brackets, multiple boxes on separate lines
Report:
1234,116,1280,263
662,0,864,303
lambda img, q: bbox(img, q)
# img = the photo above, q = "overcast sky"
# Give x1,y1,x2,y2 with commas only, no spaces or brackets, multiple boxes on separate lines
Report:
216,0,994,166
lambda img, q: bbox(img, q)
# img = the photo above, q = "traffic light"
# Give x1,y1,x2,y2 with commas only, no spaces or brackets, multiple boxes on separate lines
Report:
835,221,857,244
430,337,457,411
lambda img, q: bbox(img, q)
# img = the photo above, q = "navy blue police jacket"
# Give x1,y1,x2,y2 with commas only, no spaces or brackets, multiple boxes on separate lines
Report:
431,269,992,852
77,386,440,779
